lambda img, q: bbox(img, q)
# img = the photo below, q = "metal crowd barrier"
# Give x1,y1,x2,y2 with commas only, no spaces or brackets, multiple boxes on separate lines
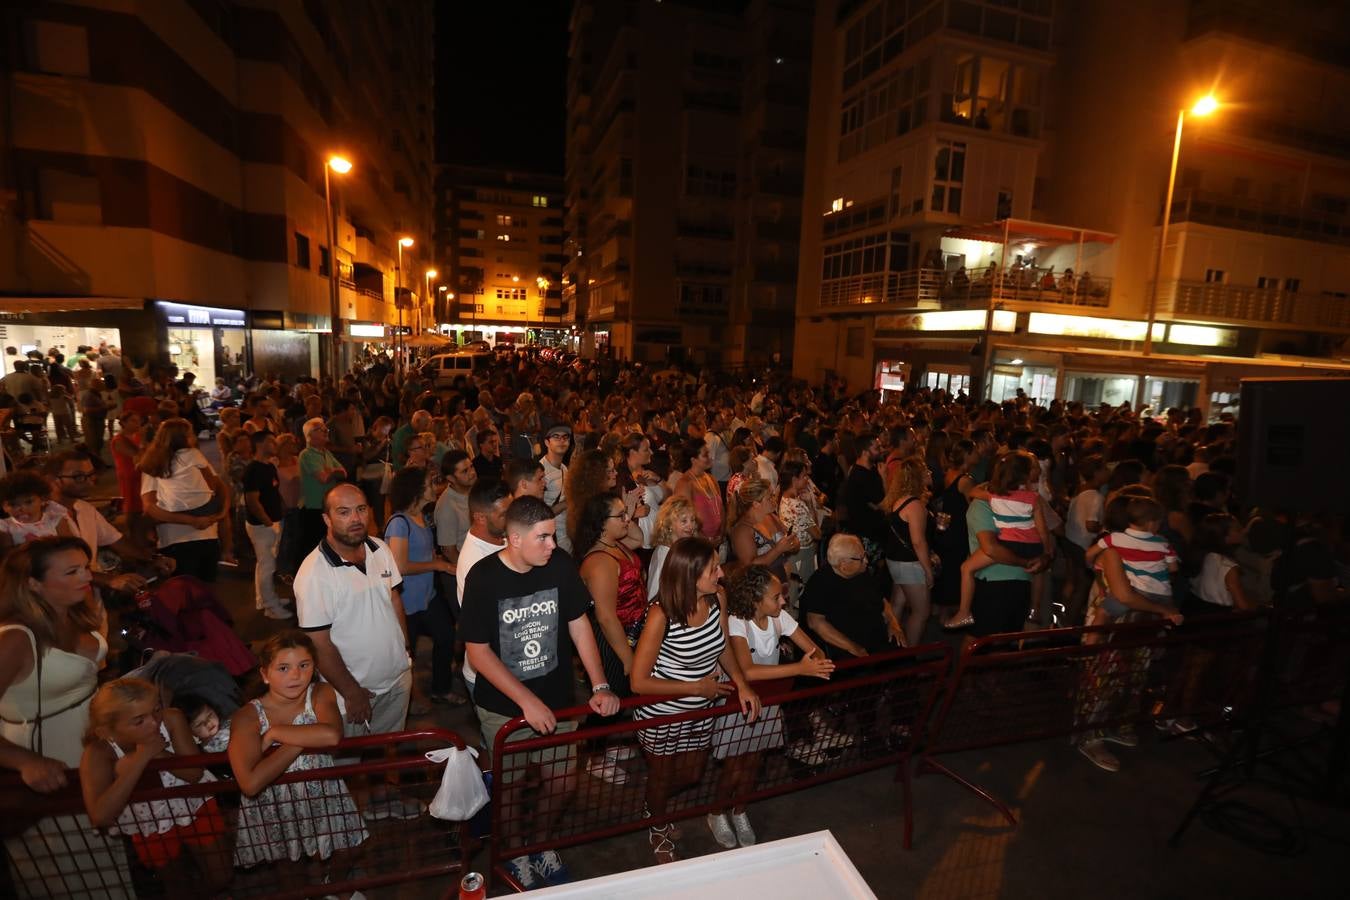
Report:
916,611,1273,824
486,644,952,891
1,728,472,900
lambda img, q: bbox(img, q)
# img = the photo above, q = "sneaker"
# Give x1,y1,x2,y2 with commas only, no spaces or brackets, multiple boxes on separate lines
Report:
361,800,390,822
1078,740,1120,773
608,744,638,761
808,712,855,749
1101,730,1139,749
506,855,538,889
730,811,756,846
587,755,629,785
706,812,737,849
1155,717,1198,736
532,849,571,886
384,797,425,819
786,741,826,766
262,605,292,620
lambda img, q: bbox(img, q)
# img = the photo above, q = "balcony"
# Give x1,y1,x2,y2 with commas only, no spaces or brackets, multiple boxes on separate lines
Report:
1167,188,1350,247
1156,280,1350,333
819,264,1111,310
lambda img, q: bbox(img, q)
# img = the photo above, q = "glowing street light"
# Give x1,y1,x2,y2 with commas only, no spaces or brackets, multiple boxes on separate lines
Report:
395,236,415,373
1143,94,1221,357
323,155,352,370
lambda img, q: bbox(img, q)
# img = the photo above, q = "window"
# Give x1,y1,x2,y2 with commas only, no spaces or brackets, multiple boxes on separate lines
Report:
24,20,90,77
945,52,1037,135
294,232,311,269
496,214,512,226
1204,269,1226,283
496,234,511,241
319,245,331,276
830,197,844,214
1257,276,1279,289
996,189,1012,220
685,165,736,198
494,288,527,301
1284,278,1301,293
532,195,549,207
931,140,965,214
33,168,101,222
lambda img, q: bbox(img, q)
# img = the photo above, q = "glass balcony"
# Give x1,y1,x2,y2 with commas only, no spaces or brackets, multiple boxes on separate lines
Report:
1167,188,1350,246
1156,280,1350,332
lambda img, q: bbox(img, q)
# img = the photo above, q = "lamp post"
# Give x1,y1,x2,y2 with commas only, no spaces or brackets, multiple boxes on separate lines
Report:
536,276,551,345
323,155,352,375
1143,94,1218,357
396,236,413,373
423,268,437,345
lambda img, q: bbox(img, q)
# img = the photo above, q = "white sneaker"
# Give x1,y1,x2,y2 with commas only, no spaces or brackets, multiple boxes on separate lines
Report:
706,812,737,849
506,855,538,889
731,811,756,846
808,712,854,748
607,744,638,761
785,741,829,766
587,755,629,785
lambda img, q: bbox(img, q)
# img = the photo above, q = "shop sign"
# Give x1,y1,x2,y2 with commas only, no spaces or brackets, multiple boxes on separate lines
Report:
350,323,385,338
876,309,1015,332
157,301,247,328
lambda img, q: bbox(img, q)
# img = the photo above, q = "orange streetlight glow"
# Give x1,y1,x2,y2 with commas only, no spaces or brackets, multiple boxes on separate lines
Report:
326,155,353,174
1191,94,1219,116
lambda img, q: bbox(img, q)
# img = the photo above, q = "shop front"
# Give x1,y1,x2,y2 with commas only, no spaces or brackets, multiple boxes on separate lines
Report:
0,297,156,365
249,310,323,381
157,301,247,382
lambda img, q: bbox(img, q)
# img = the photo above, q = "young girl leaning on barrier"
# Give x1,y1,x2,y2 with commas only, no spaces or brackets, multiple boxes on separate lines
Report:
80,677,232,895
707,565,834,850
227,630,367,897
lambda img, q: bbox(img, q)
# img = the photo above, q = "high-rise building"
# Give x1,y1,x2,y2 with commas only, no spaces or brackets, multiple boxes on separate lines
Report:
434,165,565,347
564,0,812,366
793,0,1350,411
0,0,435,380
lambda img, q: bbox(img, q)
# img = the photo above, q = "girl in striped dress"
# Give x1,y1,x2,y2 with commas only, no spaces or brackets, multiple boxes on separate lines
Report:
631,537,760,864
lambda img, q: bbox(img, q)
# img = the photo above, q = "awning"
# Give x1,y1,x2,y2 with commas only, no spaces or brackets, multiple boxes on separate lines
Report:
943,219,1116,246
0,296,145,313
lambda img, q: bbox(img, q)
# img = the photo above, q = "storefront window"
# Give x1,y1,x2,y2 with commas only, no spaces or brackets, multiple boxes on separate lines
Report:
990,365,1057,404
1142,377,1198,413
922,370,970,394
876,361,907,400
167,328,214,380
1064,372,1138,407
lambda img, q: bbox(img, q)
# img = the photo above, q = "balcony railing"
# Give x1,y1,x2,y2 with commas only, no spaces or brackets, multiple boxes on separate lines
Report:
1167,188,1350,246
1156,280,1350,332
819,264,1111,309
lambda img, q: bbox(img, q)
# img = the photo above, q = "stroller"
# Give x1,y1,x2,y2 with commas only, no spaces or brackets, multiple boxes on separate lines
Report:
117,575,256,677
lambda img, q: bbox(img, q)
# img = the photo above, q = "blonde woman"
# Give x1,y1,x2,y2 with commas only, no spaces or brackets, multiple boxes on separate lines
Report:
882,456,933,647
727,478,798,581
648,496,702,599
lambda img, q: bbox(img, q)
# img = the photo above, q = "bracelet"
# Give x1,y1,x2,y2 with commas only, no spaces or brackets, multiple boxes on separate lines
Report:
591,682,611,694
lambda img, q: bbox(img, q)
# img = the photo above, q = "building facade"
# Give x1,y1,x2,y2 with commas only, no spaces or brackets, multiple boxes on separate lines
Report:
434,166,565,347
793,0,1350,412
0,0,435,380
564,0,812,366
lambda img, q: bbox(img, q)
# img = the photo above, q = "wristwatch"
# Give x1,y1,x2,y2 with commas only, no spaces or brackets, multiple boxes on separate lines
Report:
592,682,611,694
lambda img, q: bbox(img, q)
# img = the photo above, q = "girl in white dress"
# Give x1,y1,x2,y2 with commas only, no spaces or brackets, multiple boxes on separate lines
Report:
227,631,367,895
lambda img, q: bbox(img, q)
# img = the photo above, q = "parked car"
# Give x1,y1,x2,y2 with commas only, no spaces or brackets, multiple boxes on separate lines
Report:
421,350,494,384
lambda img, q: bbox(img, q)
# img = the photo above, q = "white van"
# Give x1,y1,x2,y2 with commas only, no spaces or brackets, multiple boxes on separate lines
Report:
421,350,494,384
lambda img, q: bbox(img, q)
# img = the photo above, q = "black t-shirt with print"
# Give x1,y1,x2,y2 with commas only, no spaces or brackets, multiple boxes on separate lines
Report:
460,549,592,717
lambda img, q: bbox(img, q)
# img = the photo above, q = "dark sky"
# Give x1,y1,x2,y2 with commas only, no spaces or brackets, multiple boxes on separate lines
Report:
434,2,569,173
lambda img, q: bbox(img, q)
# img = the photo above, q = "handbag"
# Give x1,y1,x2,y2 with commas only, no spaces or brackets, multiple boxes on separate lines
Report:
425,745,489,821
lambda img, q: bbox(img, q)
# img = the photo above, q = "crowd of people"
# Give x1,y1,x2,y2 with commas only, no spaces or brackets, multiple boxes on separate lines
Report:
0,342,1347,895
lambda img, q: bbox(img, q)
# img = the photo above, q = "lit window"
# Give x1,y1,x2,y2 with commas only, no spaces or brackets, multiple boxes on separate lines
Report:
497,234,511,241
830,197,844,213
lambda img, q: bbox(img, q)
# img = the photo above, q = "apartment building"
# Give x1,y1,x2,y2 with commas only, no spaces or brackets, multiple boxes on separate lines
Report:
0,0,435,380
434,166,565,346
564,0,812,366
794,0,1350,412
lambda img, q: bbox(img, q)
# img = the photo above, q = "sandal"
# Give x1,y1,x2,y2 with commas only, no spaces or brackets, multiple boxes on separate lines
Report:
943,613,975,630
648,824,679,864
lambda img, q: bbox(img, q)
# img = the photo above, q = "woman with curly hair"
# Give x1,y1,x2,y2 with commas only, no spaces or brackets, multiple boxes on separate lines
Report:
708,565,833,848
566,449,646,550
647,496,702,599
882,455,933,646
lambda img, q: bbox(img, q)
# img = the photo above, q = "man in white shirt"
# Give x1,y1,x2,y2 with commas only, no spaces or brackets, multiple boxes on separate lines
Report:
705,410,731,488
295,483,418,821
755,436,785,490
454,479,512,693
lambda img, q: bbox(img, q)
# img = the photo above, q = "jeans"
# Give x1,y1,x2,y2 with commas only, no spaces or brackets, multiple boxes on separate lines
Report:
245,521,281,610
406,591,456,696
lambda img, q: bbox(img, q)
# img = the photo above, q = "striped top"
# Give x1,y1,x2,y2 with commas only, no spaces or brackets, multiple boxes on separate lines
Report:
989,489,1040,543
634,598,726,755
1097,528,1178,597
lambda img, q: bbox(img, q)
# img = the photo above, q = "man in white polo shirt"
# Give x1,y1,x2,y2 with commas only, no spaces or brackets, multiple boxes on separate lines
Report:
295,482,411,746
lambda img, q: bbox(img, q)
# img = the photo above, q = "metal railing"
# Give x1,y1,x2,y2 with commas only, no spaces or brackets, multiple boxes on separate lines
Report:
1155,280,1350,331
1167,188,1350,246
820,264,1111,310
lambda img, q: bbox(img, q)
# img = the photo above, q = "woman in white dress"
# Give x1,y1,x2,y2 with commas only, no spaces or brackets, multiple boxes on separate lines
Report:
1,537,133,898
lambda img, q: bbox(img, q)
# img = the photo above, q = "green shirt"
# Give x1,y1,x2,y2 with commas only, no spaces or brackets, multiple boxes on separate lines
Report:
390,423,414,472
966,500,1031,583
299,447,343,508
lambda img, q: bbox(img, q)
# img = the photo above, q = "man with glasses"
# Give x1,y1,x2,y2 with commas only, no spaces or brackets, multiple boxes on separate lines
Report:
540,424,571,552
800,533,903,660
46,449,175,593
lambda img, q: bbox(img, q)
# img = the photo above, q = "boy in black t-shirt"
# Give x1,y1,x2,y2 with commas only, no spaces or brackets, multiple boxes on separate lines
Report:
241,431,289,618
461,496,618,889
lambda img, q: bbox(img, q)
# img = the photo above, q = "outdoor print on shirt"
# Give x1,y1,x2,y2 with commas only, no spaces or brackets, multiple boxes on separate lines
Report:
497,586,562,682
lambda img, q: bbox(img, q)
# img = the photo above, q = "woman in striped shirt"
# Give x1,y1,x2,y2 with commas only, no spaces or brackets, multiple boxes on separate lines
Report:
631,537,761,864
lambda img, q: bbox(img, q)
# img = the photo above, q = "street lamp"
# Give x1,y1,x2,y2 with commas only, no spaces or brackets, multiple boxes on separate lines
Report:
323,155,352,374
396,236,414,373
1143,94,1219,356
537,276,551,344
424,268,437,341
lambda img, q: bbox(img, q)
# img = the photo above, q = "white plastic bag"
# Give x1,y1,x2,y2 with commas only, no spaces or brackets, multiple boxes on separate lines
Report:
425,746,489,821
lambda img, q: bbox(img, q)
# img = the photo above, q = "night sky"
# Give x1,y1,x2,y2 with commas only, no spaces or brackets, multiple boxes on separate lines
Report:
434,2,569,173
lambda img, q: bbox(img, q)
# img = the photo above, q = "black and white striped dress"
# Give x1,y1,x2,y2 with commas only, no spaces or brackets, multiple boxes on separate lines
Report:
634,598,726,756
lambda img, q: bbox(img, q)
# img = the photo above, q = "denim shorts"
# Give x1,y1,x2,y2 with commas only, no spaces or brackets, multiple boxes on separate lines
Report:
887,559,927,585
